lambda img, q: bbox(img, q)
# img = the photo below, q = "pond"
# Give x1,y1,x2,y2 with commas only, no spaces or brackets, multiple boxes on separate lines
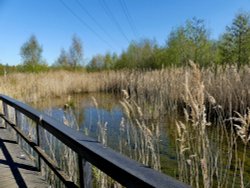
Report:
32,92,250,187
34,93,178,176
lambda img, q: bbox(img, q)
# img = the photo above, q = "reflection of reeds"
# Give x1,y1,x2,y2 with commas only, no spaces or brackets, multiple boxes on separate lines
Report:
91,97,108,188
91,97,122,188
33,108,79,186
120,90,161,171
91,94,161,187
1,66,250,187
91,97,108,147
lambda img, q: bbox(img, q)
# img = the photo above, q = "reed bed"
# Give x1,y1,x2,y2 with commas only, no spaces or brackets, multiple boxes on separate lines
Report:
119,90,161,171
1,66,249,118
89,93,161,187
175,62,250,187
1,65,250,187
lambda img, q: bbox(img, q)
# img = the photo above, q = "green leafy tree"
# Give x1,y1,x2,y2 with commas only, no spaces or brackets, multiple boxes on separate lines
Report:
114,39,157,69
232,13,250,66
136,39,157,69
219,12,250,67
20,35,47,72
54,48,69,68
153,47,169,68
87,54,105,71
103,53,113,70
166,18,214,67
166,26,192,66
0,62,5,75
69,35,83,68
186,18,214,66
114,52,128,70
218,32,235,65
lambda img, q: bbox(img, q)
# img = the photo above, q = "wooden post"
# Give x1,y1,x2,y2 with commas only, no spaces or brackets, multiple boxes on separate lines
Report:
83,160,92,188
2,102,8,129
36,122,41,171
15,109,20,143
78,155,85,188
78,155,92,188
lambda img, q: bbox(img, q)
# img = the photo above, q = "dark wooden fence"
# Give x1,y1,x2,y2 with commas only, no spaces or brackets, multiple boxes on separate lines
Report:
0,94,189,188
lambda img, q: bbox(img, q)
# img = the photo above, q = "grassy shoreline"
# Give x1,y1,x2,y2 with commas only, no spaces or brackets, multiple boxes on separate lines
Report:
1,65,250,187
1,66,249,117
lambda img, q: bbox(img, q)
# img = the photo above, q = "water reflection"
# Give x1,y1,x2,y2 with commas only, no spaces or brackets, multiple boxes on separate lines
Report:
30,93,250,187
33,93,178,177
38,94,124,148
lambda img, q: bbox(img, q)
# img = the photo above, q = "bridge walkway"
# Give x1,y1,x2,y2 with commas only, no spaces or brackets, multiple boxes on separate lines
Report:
0,123,49,188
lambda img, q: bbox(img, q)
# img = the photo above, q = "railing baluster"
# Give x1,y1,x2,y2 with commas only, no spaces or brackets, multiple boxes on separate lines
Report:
36,122,41,171
78,156,92,188
0,95,189,188
78,155,85,188
2,102,8,129
15,109,20,143
83,160,92,188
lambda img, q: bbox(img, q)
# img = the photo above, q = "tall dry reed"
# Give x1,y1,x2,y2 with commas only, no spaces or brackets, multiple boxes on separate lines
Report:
232,109,250,188
1,66,249,118
176,62,249,187
90,97,123,188
1,65,250,187
119,89,161,171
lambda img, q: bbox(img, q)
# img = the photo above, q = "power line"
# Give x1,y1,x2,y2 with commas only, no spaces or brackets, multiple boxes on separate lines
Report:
59,0,114,49
75,0,118,45
119,0,138,38
99,0,130,43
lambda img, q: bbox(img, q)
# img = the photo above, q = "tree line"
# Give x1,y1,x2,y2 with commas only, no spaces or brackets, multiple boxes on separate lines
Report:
0,12,250,74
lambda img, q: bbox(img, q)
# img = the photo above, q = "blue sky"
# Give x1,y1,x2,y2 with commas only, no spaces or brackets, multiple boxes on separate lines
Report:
0,0,249,65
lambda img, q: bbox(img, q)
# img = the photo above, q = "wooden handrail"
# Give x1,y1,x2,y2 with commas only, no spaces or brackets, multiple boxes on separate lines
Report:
0,94,189,188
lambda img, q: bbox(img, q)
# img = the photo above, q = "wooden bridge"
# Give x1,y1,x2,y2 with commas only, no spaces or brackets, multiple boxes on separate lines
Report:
0,126,49,188
0,94,189,188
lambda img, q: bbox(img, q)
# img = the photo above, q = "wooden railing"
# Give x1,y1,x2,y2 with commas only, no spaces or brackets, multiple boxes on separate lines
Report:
0,94,189,188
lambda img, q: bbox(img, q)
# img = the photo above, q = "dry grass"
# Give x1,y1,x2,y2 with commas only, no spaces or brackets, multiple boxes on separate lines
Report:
0,70,109,102
90,91,161,187
1,66,249,117
1,65,250,187
120,89,161,171
232,109,250,187
176,62,250,187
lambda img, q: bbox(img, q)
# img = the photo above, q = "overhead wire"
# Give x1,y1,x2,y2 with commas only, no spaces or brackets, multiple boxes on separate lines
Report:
75,0,118,45
119,0,138,38
59,0,114,49
99,0,130,43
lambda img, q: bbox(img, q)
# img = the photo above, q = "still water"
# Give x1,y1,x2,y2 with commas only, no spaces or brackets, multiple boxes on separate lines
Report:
34,93,178,177
31,92,250,187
